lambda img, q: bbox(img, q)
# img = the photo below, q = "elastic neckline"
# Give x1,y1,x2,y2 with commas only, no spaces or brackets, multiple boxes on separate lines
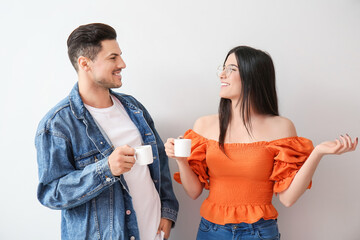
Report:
187,129,303,147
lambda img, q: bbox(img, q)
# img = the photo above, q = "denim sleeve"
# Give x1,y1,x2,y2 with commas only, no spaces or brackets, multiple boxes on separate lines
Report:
141,107,179,225
35,130,116,210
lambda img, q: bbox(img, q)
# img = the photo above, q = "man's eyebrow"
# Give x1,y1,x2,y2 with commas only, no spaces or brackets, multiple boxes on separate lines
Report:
108,52,123,57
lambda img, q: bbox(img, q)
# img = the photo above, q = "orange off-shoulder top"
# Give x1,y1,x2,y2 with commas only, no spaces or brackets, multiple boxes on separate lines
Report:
174,129,314,225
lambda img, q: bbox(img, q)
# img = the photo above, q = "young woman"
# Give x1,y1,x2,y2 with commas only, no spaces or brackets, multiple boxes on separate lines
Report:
165,46,358,240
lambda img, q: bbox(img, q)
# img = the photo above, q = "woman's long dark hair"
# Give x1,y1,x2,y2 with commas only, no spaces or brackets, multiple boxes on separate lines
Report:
219,46,279,152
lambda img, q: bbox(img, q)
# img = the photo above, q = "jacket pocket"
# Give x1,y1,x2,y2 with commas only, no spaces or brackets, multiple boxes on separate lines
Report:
74,150,103,169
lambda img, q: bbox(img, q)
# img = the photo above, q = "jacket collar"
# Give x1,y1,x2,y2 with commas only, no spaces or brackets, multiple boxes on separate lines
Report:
68,83,138,119
69,83,86,119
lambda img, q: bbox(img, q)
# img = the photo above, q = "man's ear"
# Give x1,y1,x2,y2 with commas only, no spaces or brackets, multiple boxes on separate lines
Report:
78,56,91,72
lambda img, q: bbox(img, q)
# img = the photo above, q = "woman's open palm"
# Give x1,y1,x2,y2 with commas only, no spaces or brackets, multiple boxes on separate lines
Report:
316,134,358,156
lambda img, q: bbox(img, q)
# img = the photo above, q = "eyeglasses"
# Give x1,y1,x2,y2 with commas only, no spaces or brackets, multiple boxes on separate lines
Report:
216,64,238,78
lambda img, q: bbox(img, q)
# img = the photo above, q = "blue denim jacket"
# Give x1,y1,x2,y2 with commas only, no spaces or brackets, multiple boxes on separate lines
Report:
35,83,179,240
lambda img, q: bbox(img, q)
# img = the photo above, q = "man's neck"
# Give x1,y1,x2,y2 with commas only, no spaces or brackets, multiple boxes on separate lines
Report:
78,78,113,109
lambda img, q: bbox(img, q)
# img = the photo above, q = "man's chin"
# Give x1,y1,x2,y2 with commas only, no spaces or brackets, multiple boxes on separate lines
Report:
109,82,122,89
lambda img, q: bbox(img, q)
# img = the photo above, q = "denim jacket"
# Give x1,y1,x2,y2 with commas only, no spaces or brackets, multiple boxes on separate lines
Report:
35,83,179,240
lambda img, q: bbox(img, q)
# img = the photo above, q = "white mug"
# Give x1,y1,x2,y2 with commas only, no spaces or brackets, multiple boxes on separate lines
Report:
174,139,191,157
134,145,153,165
154,230,165,240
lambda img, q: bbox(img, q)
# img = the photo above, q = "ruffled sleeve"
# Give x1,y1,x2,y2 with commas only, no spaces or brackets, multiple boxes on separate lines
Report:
174,129,209,189
267,137,314,194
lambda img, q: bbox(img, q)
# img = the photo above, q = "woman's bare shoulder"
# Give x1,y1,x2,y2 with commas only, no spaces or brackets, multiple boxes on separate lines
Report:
265,115,297,139
193,114,219,137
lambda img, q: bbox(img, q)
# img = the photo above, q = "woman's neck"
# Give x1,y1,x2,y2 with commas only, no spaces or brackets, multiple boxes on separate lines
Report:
230,99,259,124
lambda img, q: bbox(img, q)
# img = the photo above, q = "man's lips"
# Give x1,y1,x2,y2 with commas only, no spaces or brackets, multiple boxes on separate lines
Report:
113,71,122,77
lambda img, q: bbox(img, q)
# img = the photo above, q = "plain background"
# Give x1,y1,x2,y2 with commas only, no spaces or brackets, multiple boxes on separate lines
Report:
1,0,359,239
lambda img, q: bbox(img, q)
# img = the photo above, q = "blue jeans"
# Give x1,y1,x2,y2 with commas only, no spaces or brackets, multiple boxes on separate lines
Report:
196,217,280,240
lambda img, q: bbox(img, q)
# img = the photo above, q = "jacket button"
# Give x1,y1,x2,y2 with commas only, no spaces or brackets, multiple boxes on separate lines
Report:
126,210,131,215
130,236,135,240
106,177,111,182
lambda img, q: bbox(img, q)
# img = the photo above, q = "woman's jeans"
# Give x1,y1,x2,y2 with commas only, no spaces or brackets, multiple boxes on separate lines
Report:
196,217,280,240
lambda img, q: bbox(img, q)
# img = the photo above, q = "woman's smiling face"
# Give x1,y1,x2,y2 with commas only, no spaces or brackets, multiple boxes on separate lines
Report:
219,53,242,101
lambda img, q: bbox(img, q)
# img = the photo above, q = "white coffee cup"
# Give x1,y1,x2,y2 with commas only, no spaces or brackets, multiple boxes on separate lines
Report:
134,145,153,165
174,139,191,157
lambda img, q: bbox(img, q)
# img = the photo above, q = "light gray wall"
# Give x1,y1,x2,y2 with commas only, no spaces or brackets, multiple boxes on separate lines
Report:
1,0,359,239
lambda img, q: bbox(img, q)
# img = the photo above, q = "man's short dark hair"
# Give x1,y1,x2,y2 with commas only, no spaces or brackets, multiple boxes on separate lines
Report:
67,23,117,71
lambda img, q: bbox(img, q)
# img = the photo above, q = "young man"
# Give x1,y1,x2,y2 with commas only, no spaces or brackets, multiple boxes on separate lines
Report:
35,23,178,240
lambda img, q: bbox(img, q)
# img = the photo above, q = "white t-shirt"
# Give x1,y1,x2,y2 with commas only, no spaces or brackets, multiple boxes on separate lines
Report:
85,95,161,240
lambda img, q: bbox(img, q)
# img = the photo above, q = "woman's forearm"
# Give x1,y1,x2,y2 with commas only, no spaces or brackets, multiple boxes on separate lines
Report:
278,148,323,207
279,134,357,207
176,160,204,200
